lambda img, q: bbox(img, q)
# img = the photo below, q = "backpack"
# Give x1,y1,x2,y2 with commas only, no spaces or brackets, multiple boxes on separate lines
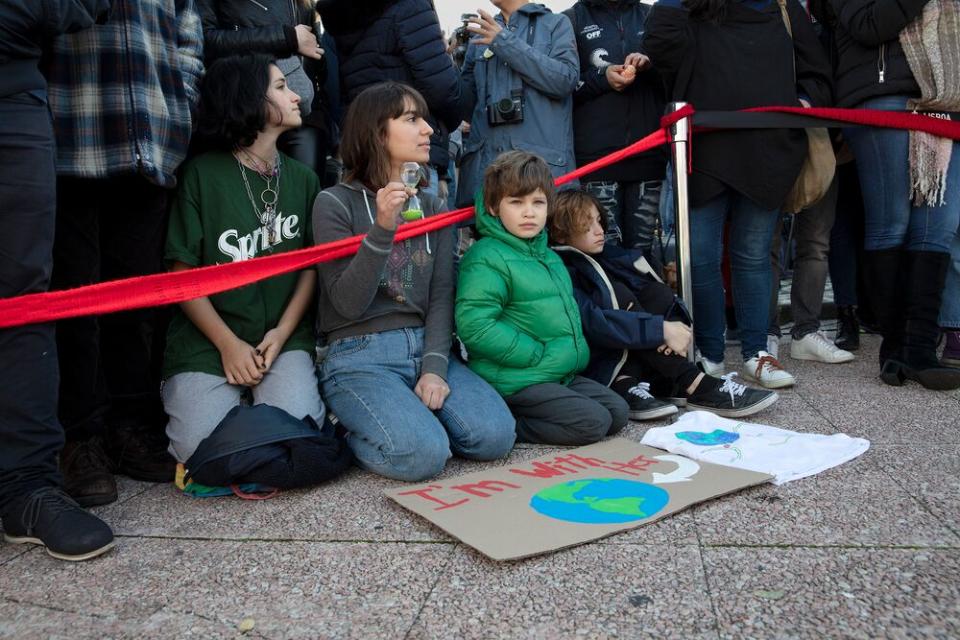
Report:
185,404,354,491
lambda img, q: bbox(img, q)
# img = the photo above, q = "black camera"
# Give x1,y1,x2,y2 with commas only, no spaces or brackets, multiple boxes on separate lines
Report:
487,91,524,126
451,13,477,69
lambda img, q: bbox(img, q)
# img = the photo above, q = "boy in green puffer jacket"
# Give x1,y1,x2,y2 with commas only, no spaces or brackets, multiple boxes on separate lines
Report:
456,151,629,445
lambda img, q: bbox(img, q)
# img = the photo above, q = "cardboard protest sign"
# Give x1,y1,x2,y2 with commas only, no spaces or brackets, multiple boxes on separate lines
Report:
386,438,772,561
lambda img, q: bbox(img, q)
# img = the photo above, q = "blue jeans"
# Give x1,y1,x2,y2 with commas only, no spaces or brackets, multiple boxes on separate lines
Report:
318,327,516,482
843,95,960,254
690,189,781,361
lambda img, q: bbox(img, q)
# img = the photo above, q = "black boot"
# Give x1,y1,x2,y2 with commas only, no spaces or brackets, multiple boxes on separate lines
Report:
834,305,860,351
896,251,960,390
862,248,906,384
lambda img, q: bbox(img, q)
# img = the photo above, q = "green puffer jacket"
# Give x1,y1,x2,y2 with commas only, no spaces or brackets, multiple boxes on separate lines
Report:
455,197,590,397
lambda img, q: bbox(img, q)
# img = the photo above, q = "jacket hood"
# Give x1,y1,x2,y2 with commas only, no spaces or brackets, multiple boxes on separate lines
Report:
514,3,553,17
474,191,548,257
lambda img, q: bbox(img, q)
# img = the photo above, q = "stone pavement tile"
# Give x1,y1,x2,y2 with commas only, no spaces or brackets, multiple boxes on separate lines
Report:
746,392,837,434
702,547,960,639
407,543,718,640
0,539,453,640
794,376,960,444
0,543,32,568
93,448,571,544
693,447,955,546
869,444,960,537
0,600,232,640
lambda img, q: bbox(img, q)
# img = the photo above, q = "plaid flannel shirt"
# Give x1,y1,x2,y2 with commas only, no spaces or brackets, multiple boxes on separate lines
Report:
45,0,203,188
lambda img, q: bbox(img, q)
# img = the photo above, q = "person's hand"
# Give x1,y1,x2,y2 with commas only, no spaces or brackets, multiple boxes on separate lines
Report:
466,9,502,46
295,24,324,60
437,179,449,203
414,373,450,410
799,97,811,108
661,320,693,357
605,65,635,91
375,182,415,230
255,327,290,373
624,52,651,72
460,121,471,135
220,337,265,386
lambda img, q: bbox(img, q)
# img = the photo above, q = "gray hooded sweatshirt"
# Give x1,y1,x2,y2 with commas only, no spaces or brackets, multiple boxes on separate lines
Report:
312,181,454,379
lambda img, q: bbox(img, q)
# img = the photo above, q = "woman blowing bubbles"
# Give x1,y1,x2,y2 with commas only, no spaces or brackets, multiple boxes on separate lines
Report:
162,54,325,464
312,82,516,482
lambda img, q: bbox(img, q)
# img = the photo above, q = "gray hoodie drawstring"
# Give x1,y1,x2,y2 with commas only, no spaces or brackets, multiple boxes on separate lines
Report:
362,190,374,224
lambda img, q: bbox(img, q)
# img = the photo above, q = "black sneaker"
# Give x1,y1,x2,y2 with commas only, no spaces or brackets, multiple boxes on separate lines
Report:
60,438,118,507
616,380,679,421
686,373,778,418
2,487,115,562
104,426,177,483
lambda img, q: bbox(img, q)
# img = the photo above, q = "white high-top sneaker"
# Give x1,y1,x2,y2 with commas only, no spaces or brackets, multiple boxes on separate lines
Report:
698,356,725,376
790,331,855,363
743,350,796,388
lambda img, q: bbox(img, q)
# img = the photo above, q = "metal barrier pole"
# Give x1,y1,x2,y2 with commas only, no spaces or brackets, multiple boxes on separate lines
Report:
666,102,695,362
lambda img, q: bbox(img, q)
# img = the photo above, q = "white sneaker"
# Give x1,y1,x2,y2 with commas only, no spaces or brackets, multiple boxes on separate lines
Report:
698,357,725,376
743,351,796,388
790,331,855,364
766,334,780,359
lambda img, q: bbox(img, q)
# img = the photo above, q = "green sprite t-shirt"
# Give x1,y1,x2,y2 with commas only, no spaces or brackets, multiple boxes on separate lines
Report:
162,151,320,379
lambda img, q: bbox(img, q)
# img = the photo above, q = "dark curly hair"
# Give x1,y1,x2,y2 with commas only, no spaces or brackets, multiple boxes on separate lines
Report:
198,54,276,150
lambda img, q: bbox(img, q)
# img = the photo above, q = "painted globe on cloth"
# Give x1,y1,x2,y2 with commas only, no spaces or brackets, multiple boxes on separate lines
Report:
530,478,669,525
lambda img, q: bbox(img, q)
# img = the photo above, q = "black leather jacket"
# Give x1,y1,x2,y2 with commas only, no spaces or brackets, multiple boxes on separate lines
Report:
198,0,311,61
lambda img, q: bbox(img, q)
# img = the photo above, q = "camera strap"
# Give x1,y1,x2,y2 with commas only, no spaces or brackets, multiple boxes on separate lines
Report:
483,14,538,106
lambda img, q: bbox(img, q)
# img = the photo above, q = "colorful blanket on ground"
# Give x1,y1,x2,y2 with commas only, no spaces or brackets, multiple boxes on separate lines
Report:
640,411,870,485
174,463,274,498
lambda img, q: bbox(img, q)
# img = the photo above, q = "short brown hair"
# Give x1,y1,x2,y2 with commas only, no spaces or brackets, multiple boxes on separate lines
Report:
547,190,607,244
483,151,556,215
340,82,429,189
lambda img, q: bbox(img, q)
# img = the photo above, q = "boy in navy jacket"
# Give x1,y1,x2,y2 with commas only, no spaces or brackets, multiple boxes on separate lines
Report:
548,191,778,418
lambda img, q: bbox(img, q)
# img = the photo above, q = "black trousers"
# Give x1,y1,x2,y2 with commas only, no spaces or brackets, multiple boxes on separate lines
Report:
0,93,63,516
618,351,701,398
51,175,170,441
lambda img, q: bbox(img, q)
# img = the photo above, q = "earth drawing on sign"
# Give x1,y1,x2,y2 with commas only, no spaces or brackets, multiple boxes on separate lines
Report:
529,478,669,524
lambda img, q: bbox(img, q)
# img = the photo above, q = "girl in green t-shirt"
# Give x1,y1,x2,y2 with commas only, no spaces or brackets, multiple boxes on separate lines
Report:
162,54,324,463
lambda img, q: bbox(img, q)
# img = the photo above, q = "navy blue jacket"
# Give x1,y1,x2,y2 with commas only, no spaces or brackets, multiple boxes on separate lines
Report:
318,0,459,175
556,244,688,386
563,0,666,183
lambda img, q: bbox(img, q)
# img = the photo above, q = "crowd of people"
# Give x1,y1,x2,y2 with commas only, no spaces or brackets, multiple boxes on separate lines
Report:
1,0,957,563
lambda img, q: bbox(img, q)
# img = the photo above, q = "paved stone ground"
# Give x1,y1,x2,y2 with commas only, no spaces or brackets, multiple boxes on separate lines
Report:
1,334,958,640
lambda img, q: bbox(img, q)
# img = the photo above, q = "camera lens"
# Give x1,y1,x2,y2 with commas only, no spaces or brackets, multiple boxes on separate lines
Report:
496,98,516,119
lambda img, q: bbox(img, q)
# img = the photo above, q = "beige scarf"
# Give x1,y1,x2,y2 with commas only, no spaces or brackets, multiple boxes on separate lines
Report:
899,0,960,206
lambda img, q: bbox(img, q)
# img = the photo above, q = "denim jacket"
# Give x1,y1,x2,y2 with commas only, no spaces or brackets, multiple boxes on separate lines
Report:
456,3,579,206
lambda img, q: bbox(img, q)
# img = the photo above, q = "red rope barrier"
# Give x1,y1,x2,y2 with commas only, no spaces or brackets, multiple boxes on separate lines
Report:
1,105,958,329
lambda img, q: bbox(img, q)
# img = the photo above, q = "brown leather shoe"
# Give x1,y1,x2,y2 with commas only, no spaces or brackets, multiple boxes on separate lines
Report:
59,438,118,508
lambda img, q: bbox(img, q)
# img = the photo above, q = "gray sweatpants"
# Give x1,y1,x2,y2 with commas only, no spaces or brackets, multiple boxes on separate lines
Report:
504,376,630,446
162,350,325,463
